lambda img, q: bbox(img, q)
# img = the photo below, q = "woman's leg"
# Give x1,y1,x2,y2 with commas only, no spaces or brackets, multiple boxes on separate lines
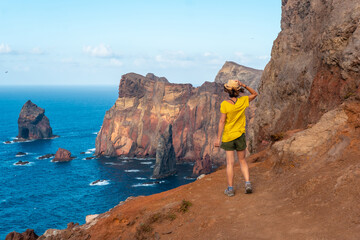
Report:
226,150,235,187
237,150,249,182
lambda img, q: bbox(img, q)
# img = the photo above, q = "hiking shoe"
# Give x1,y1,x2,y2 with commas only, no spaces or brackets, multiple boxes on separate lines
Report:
245,182,253,194
224,188,235,197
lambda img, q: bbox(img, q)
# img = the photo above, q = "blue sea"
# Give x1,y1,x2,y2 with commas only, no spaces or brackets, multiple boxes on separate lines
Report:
0,86,196,239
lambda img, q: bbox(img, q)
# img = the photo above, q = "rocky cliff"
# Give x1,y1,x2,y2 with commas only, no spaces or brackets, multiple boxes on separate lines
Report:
95,62,263,162
253,0,360,150
215,61,263,91
17,100,55,140
95,72,230,164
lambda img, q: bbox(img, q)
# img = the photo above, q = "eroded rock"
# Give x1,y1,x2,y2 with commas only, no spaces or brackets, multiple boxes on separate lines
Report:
52,148,74,162
17,100,56,140
252,0,360,151
152,124,177,179
192,154,212,177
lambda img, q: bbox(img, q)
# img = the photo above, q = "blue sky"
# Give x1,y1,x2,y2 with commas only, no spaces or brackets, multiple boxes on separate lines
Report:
0,0,281,86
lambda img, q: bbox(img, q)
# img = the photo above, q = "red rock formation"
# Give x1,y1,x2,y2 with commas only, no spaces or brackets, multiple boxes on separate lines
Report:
17,100,55,140
253,0,360,150
192,154,212,177
5,229,38,240
52,148,74,162
95,72,232,163
95,65,262,163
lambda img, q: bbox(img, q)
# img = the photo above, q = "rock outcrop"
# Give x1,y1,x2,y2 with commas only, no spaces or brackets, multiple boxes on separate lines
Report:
252,0,360,150
17,100,55,140
5,229,38,240
192,154,212,177
215,61,263,91
95,72,231,163
95,65,263,163
152,124,177,179
52,148,74,162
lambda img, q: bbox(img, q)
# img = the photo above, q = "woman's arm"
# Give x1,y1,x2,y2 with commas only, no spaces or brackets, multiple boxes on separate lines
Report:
237,81,258,102
214,113,227,147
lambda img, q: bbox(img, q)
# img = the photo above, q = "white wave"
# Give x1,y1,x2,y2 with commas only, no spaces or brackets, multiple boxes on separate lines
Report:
184,176,196,180
84,148,96,154
133,157,155,161
150,165,155,168
13,161,34,166
15,154,27,157
140,161,153,165
132,181,165,187
125,169,141,172
90,180,110,186
92,132,98,135
135,177,147,180
3,141,14,144
105,162,122,166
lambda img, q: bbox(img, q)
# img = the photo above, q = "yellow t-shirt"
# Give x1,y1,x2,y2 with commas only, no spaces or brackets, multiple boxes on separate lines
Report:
220,96,249,142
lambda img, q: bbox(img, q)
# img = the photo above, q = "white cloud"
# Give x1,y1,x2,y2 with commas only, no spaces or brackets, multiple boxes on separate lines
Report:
83,44,114,58
110,58,123,66
257,55,270,60
155,51,194,67
0,43,12,54
30,47,44,55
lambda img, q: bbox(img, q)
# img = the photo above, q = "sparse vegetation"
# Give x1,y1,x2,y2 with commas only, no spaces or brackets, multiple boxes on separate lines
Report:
344,92,354,99
148,212,163,224
179,200,192,213
167,212,177,221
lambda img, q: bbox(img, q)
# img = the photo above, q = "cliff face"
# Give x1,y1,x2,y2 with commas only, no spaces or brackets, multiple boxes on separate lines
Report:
253,0,360,149
215,61,263,91
95,73,228,163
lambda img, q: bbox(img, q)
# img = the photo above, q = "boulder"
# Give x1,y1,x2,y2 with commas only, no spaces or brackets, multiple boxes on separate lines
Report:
5,229,38,240
15,160,30,165
17,100,56,140
52,148,74,162
152,124,177,179
192,154,212,177
38,154,55,160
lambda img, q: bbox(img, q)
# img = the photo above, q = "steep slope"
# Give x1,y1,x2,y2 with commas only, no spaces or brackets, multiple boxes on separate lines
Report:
253,0,360,150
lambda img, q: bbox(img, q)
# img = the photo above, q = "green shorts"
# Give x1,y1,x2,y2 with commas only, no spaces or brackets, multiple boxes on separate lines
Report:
220,133,247,151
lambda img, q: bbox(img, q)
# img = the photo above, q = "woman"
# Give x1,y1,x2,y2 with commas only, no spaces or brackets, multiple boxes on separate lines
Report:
214,79,258,197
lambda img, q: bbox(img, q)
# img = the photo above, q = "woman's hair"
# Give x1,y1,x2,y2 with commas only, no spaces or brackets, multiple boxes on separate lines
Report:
224,86,244,98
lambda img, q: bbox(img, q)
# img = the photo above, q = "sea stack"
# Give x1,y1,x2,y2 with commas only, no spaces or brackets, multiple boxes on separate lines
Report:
17,100,55,140
52,148,74,162
192,154,212,177
152,124,177,179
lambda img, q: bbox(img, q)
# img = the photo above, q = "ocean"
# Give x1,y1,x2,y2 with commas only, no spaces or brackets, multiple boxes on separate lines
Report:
0,86,196,239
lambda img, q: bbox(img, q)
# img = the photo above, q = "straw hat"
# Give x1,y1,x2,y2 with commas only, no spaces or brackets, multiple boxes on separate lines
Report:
224,79,241,91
